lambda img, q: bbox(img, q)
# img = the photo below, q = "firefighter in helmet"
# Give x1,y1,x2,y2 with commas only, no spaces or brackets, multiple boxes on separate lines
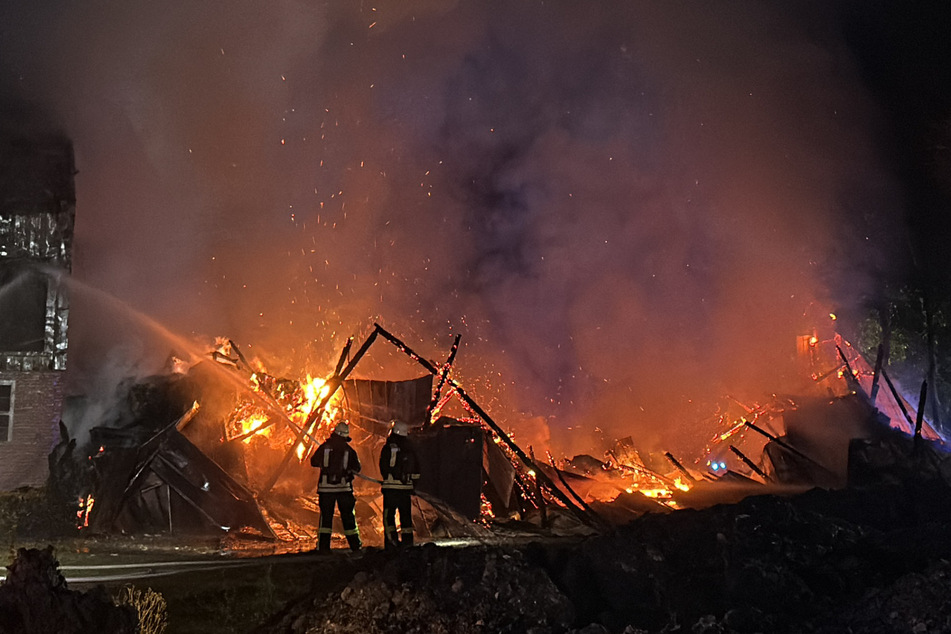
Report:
379,420,421,549
311,421,362,551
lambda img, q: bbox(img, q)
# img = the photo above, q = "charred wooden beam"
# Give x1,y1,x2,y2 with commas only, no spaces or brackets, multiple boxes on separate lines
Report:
426,334,462,425
175,401,201,432
546,454,609,528
373,324,599,527
728,445,771,482
663,451,698,483
334,336,354,375
228,339,251,370
742,420,836,478
914,380,928,451
880,368,917,431
836,345,865,396
210,350,240,367
530,446,547,526
813,362,847,384
869,344,885,404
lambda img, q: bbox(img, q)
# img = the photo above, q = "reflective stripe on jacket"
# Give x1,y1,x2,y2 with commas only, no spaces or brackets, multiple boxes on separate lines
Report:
312,434,361,493
379,433,420,491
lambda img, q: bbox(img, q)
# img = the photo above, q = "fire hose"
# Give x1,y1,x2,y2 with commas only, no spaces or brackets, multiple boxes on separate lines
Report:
352,473,492,542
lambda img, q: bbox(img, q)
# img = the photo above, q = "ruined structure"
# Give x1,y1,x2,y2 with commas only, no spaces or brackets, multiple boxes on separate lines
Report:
0,105,75,489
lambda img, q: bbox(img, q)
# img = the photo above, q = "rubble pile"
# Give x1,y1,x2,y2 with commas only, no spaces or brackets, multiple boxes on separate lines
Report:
263,545,575,634
0,546,137,634
542,479,951,632
548,493,875,631
258,478,951,633
815,559,951,633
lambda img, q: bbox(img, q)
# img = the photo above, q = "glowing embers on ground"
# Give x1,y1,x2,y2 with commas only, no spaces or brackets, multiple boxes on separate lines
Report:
611,469,692,510
525,447,697,517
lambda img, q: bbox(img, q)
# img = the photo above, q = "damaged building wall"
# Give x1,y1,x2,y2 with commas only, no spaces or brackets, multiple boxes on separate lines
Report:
0,109,75,490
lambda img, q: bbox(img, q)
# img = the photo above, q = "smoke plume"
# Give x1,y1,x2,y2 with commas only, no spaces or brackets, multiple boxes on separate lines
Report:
0,1,905,455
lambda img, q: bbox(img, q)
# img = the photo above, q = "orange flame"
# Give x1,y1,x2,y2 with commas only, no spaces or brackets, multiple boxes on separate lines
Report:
77,494,95,529
228,373,341,461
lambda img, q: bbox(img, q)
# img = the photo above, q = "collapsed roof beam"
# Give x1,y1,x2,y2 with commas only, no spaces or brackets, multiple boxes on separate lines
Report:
743,420,836,479
425,333,462,426
869,344,885,404
372,323,599,527
836,345,866,398
729,445,771,483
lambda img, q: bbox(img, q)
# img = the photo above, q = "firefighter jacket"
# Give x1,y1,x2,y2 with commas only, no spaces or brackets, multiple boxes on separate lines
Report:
312,433,361,493
379,433,421,491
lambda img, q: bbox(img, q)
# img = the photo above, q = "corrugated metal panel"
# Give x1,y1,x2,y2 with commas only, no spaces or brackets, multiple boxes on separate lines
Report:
342,376,434,436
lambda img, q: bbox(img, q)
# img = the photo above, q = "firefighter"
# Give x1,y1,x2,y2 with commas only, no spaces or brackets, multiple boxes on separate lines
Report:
379,420,421,549
311,421,362,552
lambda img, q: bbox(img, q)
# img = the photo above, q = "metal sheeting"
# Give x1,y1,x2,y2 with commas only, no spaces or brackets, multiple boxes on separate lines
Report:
88,427,274,537
342,376,434,437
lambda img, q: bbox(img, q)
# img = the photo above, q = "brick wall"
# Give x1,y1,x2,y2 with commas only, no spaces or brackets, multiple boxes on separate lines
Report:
0,371,64,489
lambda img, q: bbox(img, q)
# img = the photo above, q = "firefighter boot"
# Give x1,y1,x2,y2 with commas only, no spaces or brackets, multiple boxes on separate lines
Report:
383,527,399,550
400,530,414,548
346,533,362,551
317,533,332,552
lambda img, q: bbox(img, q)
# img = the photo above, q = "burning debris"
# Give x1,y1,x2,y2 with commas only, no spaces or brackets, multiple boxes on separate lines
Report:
48,314,948,553
62,323,623,546
11,314,951,633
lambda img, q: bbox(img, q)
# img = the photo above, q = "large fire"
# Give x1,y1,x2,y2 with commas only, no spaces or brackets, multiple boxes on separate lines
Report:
110,321,939,539
226,372,341,462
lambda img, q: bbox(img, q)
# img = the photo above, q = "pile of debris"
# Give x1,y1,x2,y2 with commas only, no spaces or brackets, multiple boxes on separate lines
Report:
256,476,951,633
0,547,136,634
264,545,575,634
64,324,612,546
50,319,951,563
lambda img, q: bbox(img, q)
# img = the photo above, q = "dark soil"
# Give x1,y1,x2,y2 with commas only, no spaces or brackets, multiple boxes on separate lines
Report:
6,479,951,633
0,546,136,634
256,479,951,634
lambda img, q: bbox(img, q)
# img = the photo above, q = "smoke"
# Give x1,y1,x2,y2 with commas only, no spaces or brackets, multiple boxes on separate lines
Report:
0,1,905,455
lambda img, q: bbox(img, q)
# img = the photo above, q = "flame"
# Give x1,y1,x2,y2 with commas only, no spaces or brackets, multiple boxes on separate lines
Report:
626,474,692,506
717,420,746,442
228,371,342,462
239,413,271,442
77,494,95,529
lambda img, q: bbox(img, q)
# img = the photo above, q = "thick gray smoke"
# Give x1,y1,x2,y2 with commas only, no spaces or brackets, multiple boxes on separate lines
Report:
0,1,904,455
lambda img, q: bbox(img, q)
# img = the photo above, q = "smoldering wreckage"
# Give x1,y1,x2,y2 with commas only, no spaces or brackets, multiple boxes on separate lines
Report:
7,317,951,633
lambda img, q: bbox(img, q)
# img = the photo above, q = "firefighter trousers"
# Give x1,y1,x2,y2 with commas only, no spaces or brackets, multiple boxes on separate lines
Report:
382,489,414,549
317,491,361,551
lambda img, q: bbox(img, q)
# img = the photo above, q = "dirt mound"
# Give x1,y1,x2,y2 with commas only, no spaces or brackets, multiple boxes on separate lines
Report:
258,480,951,633
0,546,137,634
264,544,574,634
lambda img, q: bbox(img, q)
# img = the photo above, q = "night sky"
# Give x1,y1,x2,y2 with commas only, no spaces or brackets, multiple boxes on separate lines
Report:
838,1,951,288
1,1,949,455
